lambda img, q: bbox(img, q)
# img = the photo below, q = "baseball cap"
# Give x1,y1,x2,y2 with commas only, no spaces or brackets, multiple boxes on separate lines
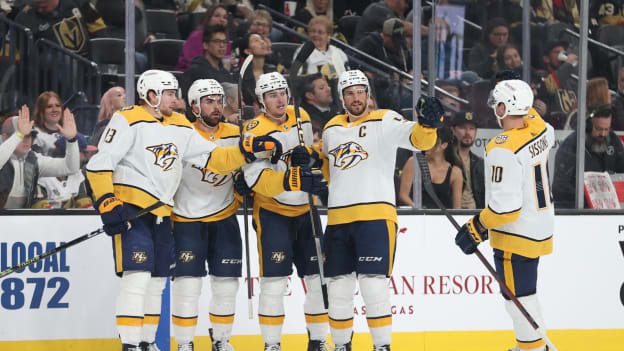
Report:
382,18,405,40
543,40,569,56
453,111,478,127
55,133,98,153
1,116,38,137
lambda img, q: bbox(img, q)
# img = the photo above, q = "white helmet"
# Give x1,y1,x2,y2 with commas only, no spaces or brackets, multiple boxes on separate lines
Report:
254,72,290,112
337,70,370,117
188,79,225,117
136,69,178,109
487,79,533,122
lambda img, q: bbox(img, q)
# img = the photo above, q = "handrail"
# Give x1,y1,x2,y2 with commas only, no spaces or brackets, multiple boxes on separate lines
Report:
0,15,37,107
259,4,469,105
563,28,624,57
35,38,99,68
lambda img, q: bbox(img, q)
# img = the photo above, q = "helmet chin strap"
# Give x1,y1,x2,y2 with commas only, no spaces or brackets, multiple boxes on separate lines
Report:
145,94,163,118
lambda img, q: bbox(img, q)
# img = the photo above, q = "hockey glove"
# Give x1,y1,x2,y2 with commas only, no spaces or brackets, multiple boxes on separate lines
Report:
94,193,129,236
416,96,444,129
283,166,327,195
233,172,254,197
455,215,488,255
239,135,283,164
291,145,322,168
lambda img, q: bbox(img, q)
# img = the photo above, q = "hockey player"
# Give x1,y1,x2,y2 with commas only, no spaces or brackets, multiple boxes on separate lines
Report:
170,79,245,351
241,71,328,351
320,70,442,351
85,70,282,351
454,79,555,351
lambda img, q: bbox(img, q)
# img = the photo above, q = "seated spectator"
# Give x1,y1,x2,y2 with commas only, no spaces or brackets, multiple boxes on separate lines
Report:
300,73,341,127
450,112,485,209
180,25,235,99
612,67,624,131
38,133,96,208
534,0,580,28
590,1,624,26
15,0,107,57
538,40,578,117
553,104,624,208
31,91,64,155
356,18,410,74
241,9,273,42
354,0,412,44
235,32,275,106
0,105,79,208
398,127,462,208
496,43,523,73
293,15,349,80
294,0,336,28
176,5,230,71
91,86,126,146
468,17,509,79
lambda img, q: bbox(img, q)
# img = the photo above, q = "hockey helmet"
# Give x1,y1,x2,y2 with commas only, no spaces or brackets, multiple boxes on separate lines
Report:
188,79,225,117
136,70,179,109
487,79,533,121
254,72,290,112
337,70,370,117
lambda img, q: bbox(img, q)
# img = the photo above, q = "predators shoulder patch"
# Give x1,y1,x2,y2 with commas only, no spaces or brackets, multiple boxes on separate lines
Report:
246,120,259,131
494,135,508,145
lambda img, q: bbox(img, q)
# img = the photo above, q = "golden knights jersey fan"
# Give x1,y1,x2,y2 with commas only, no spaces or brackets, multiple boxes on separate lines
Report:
320,70,440,351
455,79,555,351
85,70,281,351
15,0,107,56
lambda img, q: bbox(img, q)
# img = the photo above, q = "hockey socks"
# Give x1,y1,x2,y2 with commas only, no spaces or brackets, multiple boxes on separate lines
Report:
505,294,547,351
258,277,287,345
172,276,202,345
360,274,392,346
116,271,151,345
209,276,239,342
303,274,329,341
328,274,356,346
142,277,167,344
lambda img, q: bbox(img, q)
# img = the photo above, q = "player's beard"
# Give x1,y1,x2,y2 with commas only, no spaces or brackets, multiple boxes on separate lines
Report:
201,112,221,127
346,101,367,116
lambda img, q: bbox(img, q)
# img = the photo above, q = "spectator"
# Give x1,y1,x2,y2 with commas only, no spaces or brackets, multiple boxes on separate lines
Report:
553,104,624,208
243,9,272,40
530,71,550,119
235,32,275,106
436,79,463,113
300,73,341,127
38,133,96,208
15,0,107,57
613,67,624,131
590,1,624,26
566,77,612,130
468,17,509,79
496,43,523,73
293,15,349,80
176,5,230,71
534,0,580,28
539,40,578,116
31,91,64,155
356,18,410,74
398,127,462,208
221,82,242,124
0,105,79,208
294,0,336,27
451,111,485,209
180,24,234,99
354,0,413,44
91,86,126,146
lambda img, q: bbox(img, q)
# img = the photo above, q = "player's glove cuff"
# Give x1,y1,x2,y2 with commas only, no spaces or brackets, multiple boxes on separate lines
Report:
94,193,129,236
455,215,488,255
239,135,283,164
284,166,303,191
416,96,444,129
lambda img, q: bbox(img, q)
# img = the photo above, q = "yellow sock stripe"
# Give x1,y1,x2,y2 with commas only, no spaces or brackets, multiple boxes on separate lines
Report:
305,313,329,324
209,313,235,324
258,314,285,325
329,317,354,330
386,220,397,276
116,316,143,327
172,315,198,327
144,314,160,325
366,315,392,328
517,338,545,349
253,209,264,276
114,234,122,273
503,251,516,296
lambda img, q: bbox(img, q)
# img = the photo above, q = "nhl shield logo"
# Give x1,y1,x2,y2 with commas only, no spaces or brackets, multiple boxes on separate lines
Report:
179,251,195,263
146,143,179,171
271,251,286,263
131,251,148,264
328,141,369,170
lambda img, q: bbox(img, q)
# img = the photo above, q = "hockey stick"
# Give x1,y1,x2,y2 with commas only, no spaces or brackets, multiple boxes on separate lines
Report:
414,152,558,351
0,161,183,280
289,41,329,309
238,53,255,320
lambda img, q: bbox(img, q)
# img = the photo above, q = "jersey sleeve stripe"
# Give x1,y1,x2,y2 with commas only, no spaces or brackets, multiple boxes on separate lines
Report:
514,128,547,154
480,205,521,229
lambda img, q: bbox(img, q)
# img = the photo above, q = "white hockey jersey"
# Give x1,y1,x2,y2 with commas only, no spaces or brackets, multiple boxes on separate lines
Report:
86,105,247,217
321,109,437,225
480,111,555,258
172,121,240,222
241,106,313,217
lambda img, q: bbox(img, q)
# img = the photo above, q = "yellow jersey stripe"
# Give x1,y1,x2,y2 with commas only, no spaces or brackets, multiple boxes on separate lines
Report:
85,170,114,202
172,199,239,222
253,210,264,276
114,234,123,273
480,205,521,230
113,184,172,217
490,230,553,258
327,202,397,225
386,220,396,276
502,251,515,296
205,145,246,175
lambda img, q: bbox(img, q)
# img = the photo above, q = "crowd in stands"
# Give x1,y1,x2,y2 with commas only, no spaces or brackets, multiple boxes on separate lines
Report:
2,0,624,210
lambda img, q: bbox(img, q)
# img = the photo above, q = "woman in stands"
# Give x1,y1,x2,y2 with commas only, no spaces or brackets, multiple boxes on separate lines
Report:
398,126,463,209
468,17,510,79
176,4,230,71
32,91,64,156
91,86,126,146
235,32,275,106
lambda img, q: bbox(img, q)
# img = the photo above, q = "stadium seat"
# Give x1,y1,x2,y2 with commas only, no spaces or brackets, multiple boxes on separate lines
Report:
145,39,184,71
337,15,361,44
89,38,126,74
598,25,624,48
178,11,206,39
145,9,181,39
271,42,299,71
71,104,100,137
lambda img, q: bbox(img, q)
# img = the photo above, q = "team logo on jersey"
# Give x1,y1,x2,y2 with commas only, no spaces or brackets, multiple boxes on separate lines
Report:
494,135,508,145
179,251,195,263
191,164,232,186
271,251,286,263
131,251,148,264
246,120,259,131
52,11,87,53
146,143,179,171
328,141,369,170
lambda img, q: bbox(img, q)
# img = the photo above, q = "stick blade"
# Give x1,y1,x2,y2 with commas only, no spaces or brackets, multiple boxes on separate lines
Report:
240,54,254,78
